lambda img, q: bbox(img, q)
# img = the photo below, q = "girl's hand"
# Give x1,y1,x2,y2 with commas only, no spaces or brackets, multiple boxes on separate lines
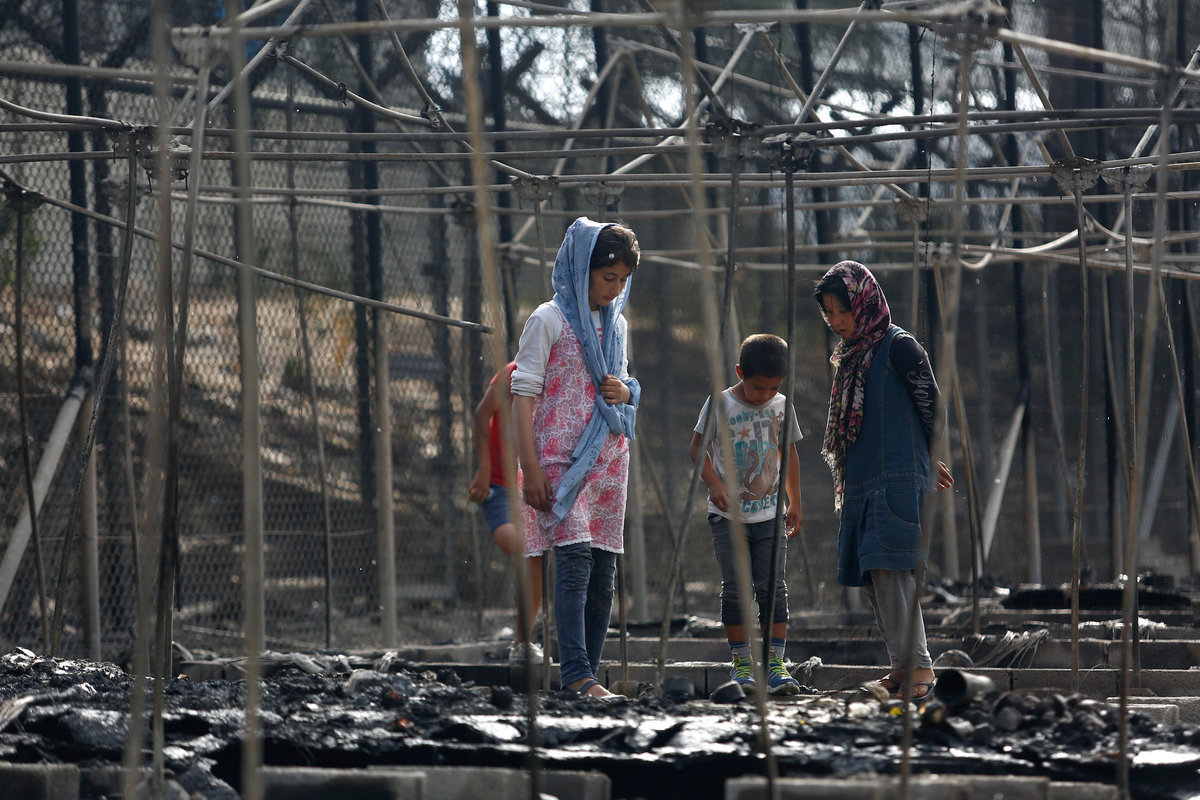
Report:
599,374,630,405
467,470,489,503
935,461,954,491
522,465,554,512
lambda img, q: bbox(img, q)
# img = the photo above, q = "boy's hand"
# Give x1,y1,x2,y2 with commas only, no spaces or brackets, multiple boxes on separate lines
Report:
522,465,554,512
599,374,630,405
785,505,802,538
707,480,729,512
467,470,490,503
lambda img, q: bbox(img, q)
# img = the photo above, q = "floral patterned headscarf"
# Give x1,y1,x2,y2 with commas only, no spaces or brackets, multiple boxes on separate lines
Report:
819,261,892,511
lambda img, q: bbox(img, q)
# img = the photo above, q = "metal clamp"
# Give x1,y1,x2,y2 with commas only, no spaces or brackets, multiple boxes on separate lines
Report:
1050,156,1102,195
137,134,193,183
760,132,815,173
2,181,44,214
921,240,956,269
421,102,443,129
511,175,559,205
449,195,476,227
894,196,931,226
580,181,624,210
1100,164,1152,195
705,117,762,161
938,1,1002,55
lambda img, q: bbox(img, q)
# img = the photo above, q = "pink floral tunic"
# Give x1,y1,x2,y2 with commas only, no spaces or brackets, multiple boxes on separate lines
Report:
521,305,629,554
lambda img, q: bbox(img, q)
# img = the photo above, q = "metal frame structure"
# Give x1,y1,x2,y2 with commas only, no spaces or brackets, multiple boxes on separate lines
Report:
3,1,1200,798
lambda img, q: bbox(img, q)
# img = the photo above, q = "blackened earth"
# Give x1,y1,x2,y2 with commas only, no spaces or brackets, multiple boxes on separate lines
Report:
1,648,1199,800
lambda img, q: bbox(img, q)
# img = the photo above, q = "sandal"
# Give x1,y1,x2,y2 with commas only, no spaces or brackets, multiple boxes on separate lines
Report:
569,678,621,700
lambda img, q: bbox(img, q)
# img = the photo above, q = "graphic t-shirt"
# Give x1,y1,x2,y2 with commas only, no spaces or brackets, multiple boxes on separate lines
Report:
694,388,803,522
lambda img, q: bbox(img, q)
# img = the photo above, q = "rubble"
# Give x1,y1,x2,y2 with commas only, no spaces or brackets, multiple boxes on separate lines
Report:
1,650,1198,799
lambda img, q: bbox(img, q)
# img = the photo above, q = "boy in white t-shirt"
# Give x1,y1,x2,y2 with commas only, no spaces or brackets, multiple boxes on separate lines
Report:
690,334,804,696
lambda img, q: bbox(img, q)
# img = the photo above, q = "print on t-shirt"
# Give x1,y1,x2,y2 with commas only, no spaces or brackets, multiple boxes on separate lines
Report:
695,389,803,524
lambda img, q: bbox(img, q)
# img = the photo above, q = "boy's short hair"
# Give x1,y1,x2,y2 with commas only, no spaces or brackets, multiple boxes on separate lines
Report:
738,333,788,379
590,223,641,271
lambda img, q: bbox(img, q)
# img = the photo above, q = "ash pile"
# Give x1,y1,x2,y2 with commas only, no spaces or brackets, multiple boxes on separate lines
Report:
2,648,1200,800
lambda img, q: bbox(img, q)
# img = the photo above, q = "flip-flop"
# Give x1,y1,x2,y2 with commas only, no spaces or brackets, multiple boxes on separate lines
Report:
868,675,902,694
894,680,936,700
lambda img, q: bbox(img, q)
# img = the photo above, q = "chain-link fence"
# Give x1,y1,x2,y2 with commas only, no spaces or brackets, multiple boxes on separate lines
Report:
2,0,1198,663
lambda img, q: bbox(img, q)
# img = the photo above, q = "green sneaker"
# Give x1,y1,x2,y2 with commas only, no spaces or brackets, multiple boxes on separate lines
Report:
730,653,757,693
766,653,801,696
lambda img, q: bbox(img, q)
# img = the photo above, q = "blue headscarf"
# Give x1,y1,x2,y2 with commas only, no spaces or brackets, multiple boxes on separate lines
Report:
550,217,641,522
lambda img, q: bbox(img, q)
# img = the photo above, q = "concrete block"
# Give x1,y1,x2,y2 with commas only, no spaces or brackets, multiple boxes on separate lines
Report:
1010,669,1116,697
0,762,80,800
364,767,609,800
396,766,521,800
1138,670,1200,698
373,766,604,800
725,776,890,800
1119,696,1200,723
1109,701,1180,724
261,766,424,800
724,776,961,800
81,765,144,798
542,769,611,800
958,775,1049,799
1048,782,1119,800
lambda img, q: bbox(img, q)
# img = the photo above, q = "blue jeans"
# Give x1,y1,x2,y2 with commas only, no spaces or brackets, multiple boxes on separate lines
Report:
554,542,617,686
709,514,788,628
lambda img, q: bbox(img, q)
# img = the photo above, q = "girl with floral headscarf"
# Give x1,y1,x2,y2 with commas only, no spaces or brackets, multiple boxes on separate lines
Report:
512,217,641,699
814,261,953,701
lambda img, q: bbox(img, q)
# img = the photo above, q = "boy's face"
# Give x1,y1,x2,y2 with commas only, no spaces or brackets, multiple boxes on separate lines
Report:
734,366,784,407
588,262,633,310
819,293,856,340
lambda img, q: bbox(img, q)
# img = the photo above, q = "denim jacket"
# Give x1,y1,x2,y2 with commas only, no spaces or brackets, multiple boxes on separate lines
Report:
837,326,932,586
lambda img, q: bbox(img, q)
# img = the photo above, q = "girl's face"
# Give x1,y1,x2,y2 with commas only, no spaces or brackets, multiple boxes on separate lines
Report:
820,293,857,340
588,261,633,310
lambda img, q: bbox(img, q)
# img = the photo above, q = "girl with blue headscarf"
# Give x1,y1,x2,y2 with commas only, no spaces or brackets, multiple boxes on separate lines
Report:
512,217,641,699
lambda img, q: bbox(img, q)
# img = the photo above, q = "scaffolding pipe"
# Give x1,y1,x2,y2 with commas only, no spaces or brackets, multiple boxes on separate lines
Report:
0,377,87,624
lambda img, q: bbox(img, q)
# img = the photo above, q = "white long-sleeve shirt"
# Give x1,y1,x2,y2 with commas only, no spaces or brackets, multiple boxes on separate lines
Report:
511,302,630,397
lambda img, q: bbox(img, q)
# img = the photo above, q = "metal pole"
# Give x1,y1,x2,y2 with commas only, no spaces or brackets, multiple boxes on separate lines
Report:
374,314,397,647
79,390,101,661
224,1,264,796
9,188,51,653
